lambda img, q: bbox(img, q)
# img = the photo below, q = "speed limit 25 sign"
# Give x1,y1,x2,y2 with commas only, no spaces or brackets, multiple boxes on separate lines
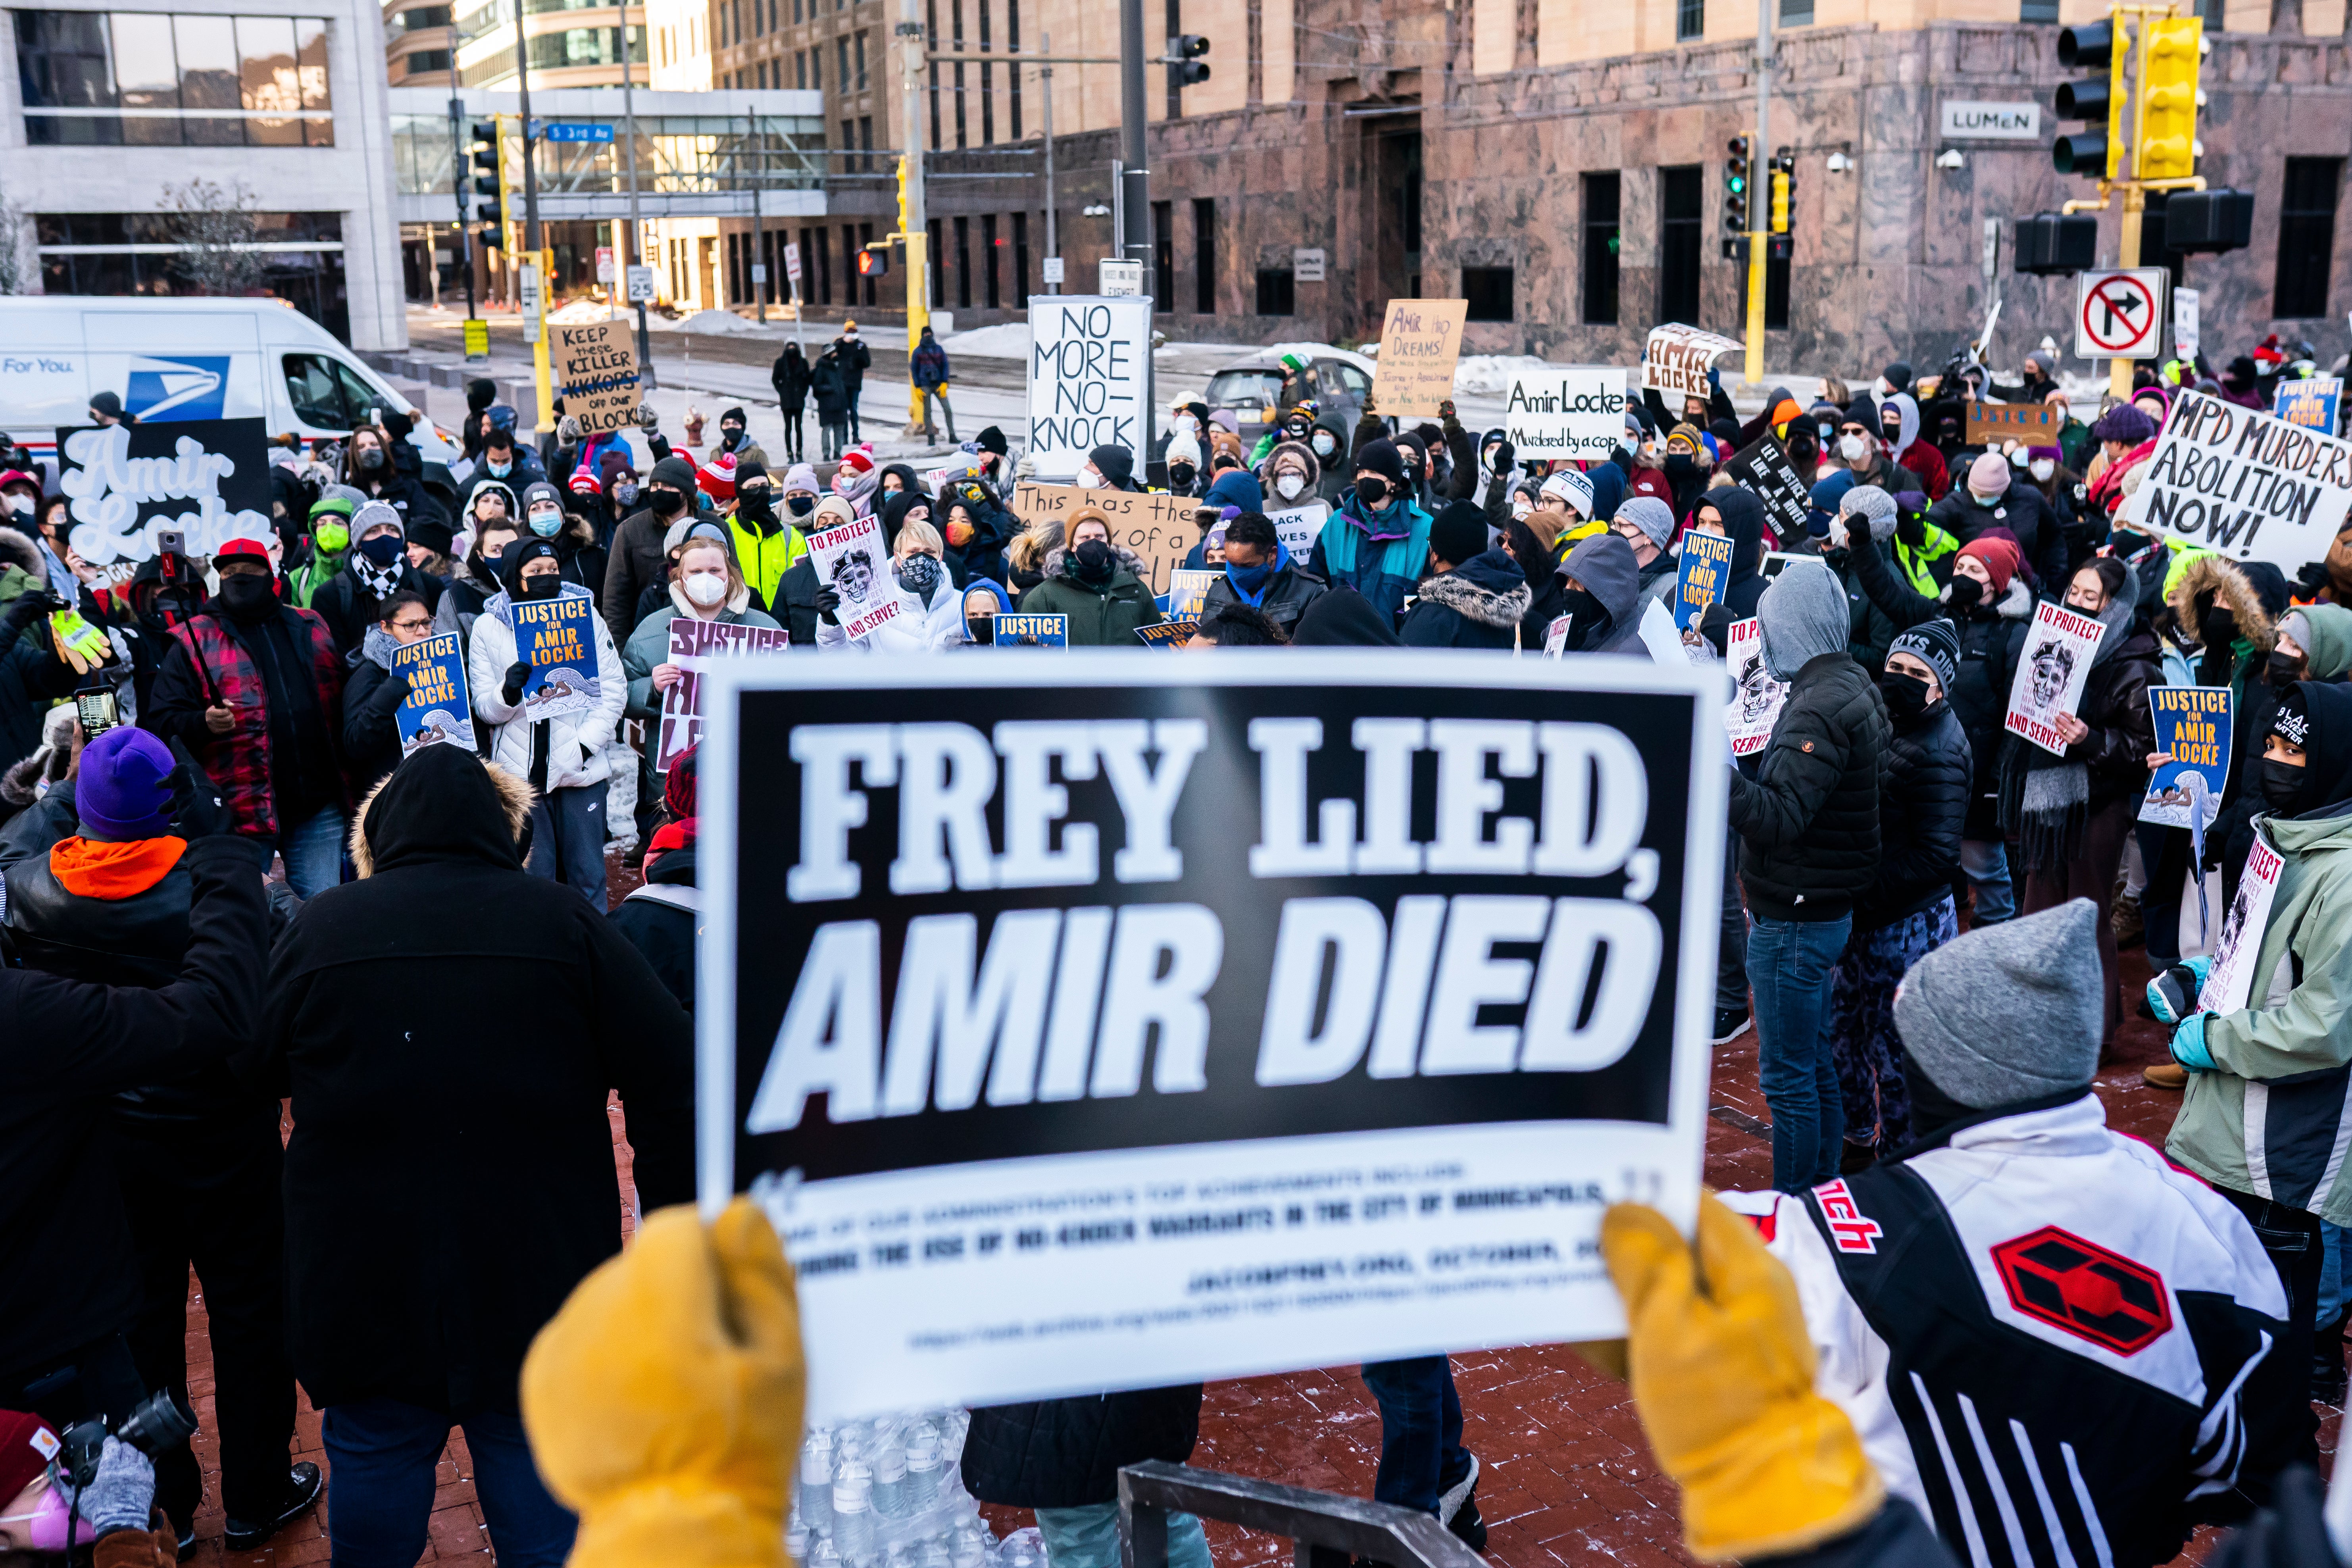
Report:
2073,267,2169,360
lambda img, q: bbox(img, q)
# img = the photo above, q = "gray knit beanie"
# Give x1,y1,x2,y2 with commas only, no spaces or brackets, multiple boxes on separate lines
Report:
1839,484,1898,543
1615,496,1676,550
1892,899,2104,1108
1754,559,1849,679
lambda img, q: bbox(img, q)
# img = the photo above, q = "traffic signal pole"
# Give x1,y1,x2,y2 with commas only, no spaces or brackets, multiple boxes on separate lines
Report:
513,0,554,430
1743,0,1771,387
897,0,929,438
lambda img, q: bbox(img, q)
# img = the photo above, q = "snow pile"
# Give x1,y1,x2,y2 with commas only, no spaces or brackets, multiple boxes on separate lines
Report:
940,322,1032,360
1453,355,1606,398
544,299,621,325
1265,341,1377,377
647,309,771,336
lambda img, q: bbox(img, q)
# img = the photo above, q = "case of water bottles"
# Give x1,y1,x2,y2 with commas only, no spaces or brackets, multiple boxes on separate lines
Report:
787,1410,1048,1568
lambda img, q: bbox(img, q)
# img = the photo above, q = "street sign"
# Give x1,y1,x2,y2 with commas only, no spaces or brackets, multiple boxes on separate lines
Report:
784,242,803,284
2173,288,2200,360
1295,247,1326,283
595,246,614,284
543,121,615,143
463,318,489,360
626,264,656,303
752,263,767,284
2074,267,2167,360
1100,259,1143,296
519,262,542,346
1041,256,1065,285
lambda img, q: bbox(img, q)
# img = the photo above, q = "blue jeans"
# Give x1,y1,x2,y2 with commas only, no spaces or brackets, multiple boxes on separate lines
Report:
1716,818,1748,1015
1960,838,2012,925
240,805,345,899
525,785,608,905
1749,912,1852,1192
1036,1501,1210,1568
1358,1357,1471,1514
320,1399,575,1568
2321,1222,2346,1329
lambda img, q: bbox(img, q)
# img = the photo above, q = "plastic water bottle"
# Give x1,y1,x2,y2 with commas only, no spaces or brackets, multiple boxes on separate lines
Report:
950,1528,988,1568
812,1538,844,1568
801,1429,836,1536
787,1514,811,1565
873,1436,909,1519
1002,1535,1040,1568
904,1426,941,1509
834,1475,878,1566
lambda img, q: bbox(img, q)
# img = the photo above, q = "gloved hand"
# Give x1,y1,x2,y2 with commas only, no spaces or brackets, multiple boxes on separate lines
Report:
2170,1012,2215,1073
559,414,582,444
2146,956,2212,1026
502,660,533,706
2296,561,2332,599
1490,438,1515,474
1,587,67,637
1601,1194,1884,1562
816,586,840,625
380,406,415,441
521,1199,804,1568
1013,452,1037,481
80,1437,157,1539
637,404,661,433
165,740,237,839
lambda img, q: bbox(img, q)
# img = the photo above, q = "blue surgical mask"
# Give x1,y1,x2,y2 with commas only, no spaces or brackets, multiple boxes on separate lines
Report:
529,509,562,537
488,458,512,478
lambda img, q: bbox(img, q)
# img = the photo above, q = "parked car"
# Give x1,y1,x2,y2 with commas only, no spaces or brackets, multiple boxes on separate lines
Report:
1203,344,1377,438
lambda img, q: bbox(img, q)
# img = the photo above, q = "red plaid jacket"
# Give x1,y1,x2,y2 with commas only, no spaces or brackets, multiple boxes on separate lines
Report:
164,608,346,839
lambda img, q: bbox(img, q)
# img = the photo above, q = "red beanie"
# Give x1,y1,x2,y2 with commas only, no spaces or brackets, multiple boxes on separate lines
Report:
698,451,737,503
1956,536,2021,593
0,1411,61,1505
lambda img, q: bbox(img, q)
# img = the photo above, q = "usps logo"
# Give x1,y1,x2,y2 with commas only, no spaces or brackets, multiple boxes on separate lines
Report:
125,356,230,421
1813,1178,1883,1254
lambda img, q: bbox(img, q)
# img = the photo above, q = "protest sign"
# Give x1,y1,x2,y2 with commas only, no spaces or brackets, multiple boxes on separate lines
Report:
1640,325,1742,402
1503,367,1631,459
391,632,473,756
1722,619,1787,758
1759,551,1810,581
696,654,1726,1420
1543,614,1571,657
54,419,272,588
507,593,600,720
1010,483,1201,599
657,616,788,771
1136,619,1197,648
2134,390,2352,572
1673,531,1737,630
1964,402,2060,446
2004,600,2105,754
2173,288,2200,360
1724,435,1811,544
809,515,903,644
1026,296,1152,481
549,320,644,435
1370,299,1469,419
1267,500,1330,559
2275,378,2343,434
993,612,1068,646
1637,598,1715,668
2140,686,2231,829
1166,569,1217,619
2199,837,2286,1016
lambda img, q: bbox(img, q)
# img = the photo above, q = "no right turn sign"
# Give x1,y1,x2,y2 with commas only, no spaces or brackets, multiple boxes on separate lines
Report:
2074,267,2168,360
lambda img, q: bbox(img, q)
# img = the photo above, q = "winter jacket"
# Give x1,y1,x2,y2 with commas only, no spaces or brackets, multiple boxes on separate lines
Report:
2071,626,2162,809
1857,697,1968,931
1015,546,1164,646
1927,481,2066,598
725,511,809,617
258,748,693,1413
1199,547,1326,638
143,600,347,840
1727,650,1890,922
910,337,951,391
310,559,446,662
962,1387,1202,1511
774,555,823,647
608,840,696,1011
810,354,850,420
771,349,812,412
602,504,678,646
1725,1092,2300,1568
341,652,410,800
1400,551,1529,650
815,575,967,653
1560,533,1649,656
833,333,872,396
625,591,783,716
467,583,626,793
1308,493,1433,628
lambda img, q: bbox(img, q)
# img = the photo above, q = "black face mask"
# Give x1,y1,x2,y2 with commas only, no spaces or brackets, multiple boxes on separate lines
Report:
721,427,744,452
1169,463,1196,489
217,572,275,618
1946,574,1985,614
1663,455,1699,483
786,493,816,518
2201,606,2239,652
1559,587,1605,637
2262,758,2309,813
519,572,562,601
1071,539,1116,583
355,446,385,473
740,491,776,525
965,616,996,645
1877,669,1933,723
1355,477,1390,508
648,488,686,518
2268,650,2308,687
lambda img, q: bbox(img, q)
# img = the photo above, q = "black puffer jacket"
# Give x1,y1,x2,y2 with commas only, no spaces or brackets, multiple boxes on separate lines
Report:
1199,550,1328,638
1856,696,1969,931
962,1387,1202,1510
2075,626,2162,809
1926,480,2065,597
1727,651,1890,922
1400,550,1530,650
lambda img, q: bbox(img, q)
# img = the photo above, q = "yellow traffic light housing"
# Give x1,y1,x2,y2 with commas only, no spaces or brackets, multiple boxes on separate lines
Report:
895,155,912,236
2137,15,2202,181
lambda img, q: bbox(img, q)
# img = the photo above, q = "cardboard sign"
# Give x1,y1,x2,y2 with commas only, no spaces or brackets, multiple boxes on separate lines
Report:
1725,435,1812,545
550,321,644,436
809,516,903,644
2275,378,2343,434
993,612,1068,646
1673,531,1737,631
1267,500,1330,560
2140,686,2230,829
508,592,601,720
1504,367,1632,459
1641,325,1742,402
1136,619,1198,648
1722,618,1787,758
2004,600,2105,754
1370,298,1470,418
1026,296,1152,481
2200,836,2287,1016
695,653,1727,1421
2135,391,2352,572
1965,402,2060,445
54,419,272,589
657,616,788,772
391,632,473,756
1010,483,1202,599
1166,569,1217,619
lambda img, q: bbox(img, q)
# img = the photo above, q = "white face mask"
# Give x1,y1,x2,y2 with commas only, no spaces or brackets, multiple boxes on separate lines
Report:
1510,495,1533,521
1075,467,1105,490
1175,415,1199,434
2030,459,2056,481
1838,434,1869,463
1275,473,1306,500
683,570,728,608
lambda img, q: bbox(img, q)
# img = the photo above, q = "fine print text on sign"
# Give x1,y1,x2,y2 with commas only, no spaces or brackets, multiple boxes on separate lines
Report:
658,617,788,772
1370,299,1469,419
392,632,472,756
1723,619,1787,759
1641,325,1742,402
809,516,902,644
695,656,1726,1422
2005,600,2105,755
1026,296,1152,481
549,321,644,435
56,418,273,588
509,593,600,720
2133,390,2352,573
1011,483,1202,600
1503,367,1630,459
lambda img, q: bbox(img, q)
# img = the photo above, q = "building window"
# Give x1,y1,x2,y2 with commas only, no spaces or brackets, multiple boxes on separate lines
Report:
809,44,819,88
1192,196,1214,314
840,119,854,171
1660,164,1702,324
983,213,1000,308
1462,266,1513,322
37,210,349,340
837,37,851,94
1582,171,1620,325
858,115,872,173
928,217,944,306
795,49,805,87
1677,0,1704,40
1006,0,1022,138
1780,0,1812,23
2019,0,2058,19
813,225,831,305
18,10,332,147
854,29,867,90
2277,157,2342,319
1012,210,1029,299
949,0,965,148
1256,268,1294,316
400,47,452,75
977,0,992,145
953,215,971,308
1152,199,1172,311
926,0,941,148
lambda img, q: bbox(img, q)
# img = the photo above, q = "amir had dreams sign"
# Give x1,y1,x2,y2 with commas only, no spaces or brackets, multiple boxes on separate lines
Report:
694,654,1726,1421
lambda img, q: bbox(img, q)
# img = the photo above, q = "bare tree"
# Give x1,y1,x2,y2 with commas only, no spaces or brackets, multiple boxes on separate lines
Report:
156,177,270,297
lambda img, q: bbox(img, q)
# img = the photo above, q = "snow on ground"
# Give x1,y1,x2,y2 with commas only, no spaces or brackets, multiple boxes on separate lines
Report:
646,309,774,335
1452,354,1571,398
938,322,1034,359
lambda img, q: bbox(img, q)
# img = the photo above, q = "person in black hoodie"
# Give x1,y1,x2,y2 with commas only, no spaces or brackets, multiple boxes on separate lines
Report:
770,343,811,463
1290,585,1403,646
258,746,692,1568
1826,621,1969,1164
1401,504,1529,650
609,747,698,1010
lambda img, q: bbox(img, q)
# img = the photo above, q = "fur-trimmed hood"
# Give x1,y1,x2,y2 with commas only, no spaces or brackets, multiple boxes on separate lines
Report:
0,524,45,580
1258,439,1322,500
1417,552,1533,629
348,756,533,877
2167,550,2280,657
1044,541,1147,583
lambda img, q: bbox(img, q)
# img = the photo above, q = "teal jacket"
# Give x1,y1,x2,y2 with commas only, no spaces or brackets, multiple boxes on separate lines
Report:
1307,493,1432,627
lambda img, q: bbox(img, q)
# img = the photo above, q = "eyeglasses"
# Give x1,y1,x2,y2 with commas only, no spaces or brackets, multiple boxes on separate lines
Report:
390,618,433,633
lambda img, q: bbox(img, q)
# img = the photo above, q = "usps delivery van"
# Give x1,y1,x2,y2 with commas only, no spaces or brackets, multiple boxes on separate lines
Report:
0,296,458,468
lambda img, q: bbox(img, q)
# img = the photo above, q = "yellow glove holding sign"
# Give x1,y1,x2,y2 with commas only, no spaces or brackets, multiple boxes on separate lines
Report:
521,1198,806,1568
1600,1193,1883,1563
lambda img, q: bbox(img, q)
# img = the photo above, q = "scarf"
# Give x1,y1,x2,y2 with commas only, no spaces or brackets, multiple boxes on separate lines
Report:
2000,584,2135,872
360,622,401,671
354,553,403,602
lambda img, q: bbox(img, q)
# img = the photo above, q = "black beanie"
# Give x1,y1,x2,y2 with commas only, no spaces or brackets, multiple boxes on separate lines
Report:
976,425,1008,457
1431,500,1489,568
737,458,768,485
650,455,698,491
1355,438,1407,488
467,378,496,413
1843,397,1879,431
723,405,747,425
1881,361,1914,394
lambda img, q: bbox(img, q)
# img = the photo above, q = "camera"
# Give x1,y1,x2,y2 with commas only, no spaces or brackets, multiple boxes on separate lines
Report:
61,1387,197,1487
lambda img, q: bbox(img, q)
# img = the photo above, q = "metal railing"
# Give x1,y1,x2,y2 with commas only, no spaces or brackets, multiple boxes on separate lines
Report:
1117,1462,1486,1568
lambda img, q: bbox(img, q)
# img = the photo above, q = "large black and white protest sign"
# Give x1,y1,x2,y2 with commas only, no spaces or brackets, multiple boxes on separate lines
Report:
1725,435,1812,543
1026,296,1152,482
2132,390,2352,572
55,419,272,588
1502,367,1628,459
696,655,1725,1421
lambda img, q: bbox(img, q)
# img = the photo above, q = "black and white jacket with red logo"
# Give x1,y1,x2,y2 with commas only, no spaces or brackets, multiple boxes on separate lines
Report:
1723,1091,2305,1568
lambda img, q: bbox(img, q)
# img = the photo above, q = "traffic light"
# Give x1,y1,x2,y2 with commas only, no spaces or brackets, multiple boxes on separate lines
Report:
469,121,502,237
2164,188,2254,252
2015,212,2099,275
2053,19,2123,179
1725,136,1751,235
1167,34,1210,88
895,154,912,237
1769,147,1794,234
856,246,890,277
2137,15,2202,180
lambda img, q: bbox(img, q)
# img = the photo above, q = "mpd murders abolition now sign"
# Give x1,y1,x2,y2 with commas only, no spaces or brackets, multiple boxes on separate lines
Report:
695,654,1725,1422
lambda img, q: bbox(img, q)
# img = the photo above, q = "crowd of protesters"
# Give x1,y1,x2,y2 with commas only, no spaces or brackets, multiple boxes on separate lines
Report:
0,326,2348,1568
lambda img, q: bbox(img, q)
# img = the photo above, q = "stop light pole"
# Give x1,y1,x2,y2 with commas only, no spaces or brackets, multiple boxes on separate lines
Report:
1742,0,1771,387
512,0,554,429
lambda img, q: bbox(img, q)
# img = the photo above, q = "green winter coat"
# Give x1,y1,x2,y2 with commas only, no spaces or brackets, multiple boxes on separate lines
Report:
2166,801,2352,1222
1015,546,1165,646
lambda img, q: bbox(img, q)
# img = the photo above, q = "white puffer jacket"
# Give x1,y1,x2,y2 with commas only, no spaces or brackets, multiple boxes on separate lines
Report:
815,574,967,653
467,582,627,790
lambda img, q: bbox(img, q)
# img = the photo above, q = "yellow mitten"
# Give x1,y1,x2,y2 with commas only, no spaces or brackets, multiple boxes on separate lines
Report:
521,1198,806,1568
1600,1193,1883,1563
